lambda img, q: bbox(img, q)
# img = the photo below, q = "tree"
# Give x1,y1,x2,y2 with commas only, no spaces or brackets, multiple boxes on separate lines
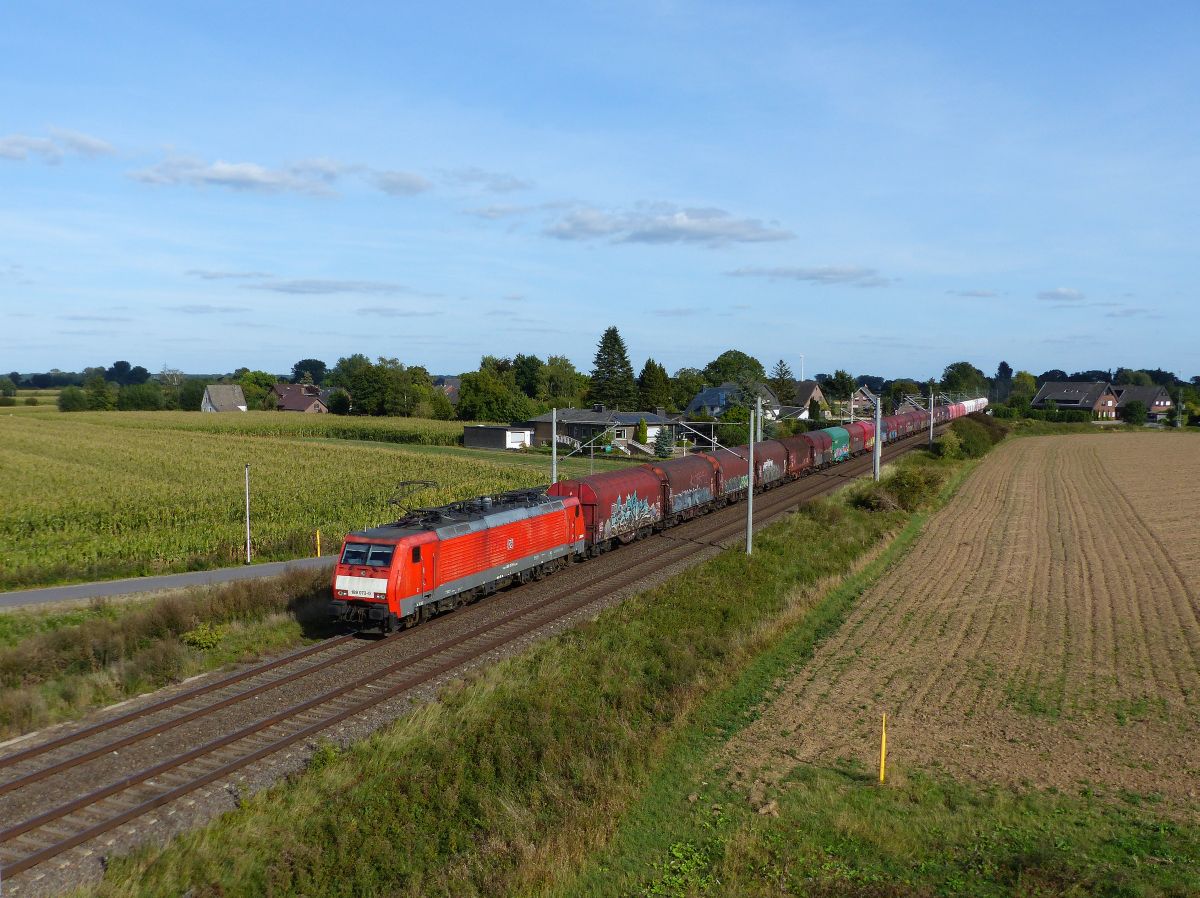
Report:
635,418,648,444
512,353,545,399
456,369,534,422
1009,371,1037,409
720,405,752,446
809,397,822,421
703,349,765,386
768,360,796,404
637,359,672,410
105,360,132,385
118,381,165,410
84,375,117,410
179,380,206,411
888,378,921,406
326,389,351,414
824,369,856,402
941,361,986,395
671,367,707,412
1122,400,1148,425
654,425,675,458
543,355,588,405
291,358,327,385
1036,369,1068,385
589,326,638,410
328,354,373,390
58,386,88,411
0,376,15,397
1115,368,1153,387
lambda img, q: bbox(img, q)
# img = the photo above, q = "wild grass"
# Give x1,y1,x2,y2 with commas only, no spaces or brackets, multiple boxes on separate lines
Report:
0,569,332,739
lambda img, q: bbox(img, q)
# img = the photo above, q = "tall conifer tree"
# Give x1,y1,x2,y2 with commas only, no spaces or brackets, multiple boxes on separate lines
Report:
590,326,638,409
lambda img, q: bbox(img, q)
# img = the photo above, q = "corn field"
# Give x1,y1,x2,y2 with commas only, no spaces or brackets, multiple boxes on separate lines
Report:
0,415,548,589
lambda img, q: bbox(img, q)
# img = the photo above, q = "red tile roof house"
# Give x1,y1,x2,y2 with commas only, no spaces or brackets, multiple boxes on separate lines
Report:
270,383,329,413
1111,384,1174,422
1030,381,1118,419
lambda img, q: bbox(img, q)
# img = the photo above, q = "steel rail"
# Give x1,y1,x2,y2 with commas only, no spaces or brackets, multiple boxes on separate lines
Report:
0,430,937,878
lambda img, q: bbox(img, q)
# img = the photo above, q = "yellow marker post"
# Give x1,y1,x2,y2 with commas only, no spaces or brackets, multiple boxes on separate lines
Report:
316,529,321,557
879,713,888,784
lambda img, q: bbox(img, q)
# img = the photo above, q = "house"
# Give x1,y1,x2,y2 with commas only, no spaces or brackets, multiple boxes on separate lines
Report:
684,382,781,420
462,424,535,451
433,375,461,406
201,384,248,412
778,380,828,420
525,406,676,454
830,387,880,420
1030,382,1119,418
1111,385,1173,422
270,383,328,413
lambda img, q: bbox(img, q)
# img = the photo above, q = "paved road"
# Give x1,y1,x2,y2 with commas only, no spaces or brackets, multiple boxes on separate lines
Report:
0,556,336,609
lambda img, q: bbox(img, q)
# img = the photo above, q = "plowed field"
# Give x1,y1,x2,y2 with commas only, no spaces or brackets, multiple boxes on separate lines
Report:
728,434,1200,813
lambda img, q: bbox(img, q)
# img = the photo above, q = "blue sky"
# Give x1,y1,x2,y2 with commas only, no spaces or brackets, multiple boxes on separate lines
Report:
1,1,1195,380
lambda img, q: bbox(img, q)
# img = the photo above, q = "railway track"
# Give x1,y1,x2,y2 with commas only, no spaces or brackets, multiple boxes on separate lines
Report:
0,433,935,884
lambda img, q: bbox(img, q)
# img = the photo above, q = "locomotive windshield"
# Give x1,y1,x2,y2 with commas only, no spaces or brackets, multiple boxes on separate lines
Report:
339,542,396,567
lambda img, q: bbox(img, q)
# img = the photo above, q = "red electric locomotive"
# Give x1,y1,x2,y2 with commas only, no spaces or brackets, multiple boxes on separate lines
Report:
332,488,584,631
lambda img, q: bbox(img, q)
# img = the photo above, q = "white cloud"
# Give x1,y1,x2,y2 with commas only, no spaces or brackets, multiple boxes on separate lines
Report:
947,289,998,298
186,269,273,280
545,203,792,247
369,169,432,196
0,128,114,163
1037,287,1085,301
132,156,345,195
247,279,427,295
727,265,892,287
446,166,533,193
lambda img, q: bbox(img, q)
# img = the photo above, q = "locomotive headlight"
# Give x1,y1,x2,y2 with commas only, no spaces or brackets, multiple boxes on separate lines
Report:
336,589,347,597
374,592,386,600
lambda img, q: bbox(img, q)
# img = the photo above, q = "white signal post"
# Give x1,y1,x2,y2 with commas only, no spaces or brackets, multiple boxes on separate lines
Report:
551,407,558,485
873,396,883,481
746,395,760,555
244,463,251,564
928,390,935,448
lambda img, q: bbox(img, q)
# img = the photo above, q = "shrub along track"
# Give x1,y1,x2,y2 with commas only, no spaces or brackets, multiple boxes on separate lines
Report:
0,432,935,891
724,433,1200,816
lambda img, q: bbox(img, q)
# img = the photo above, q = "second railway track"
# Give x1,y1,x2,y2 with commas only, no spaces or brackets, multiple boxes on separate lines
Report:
0,433,935,889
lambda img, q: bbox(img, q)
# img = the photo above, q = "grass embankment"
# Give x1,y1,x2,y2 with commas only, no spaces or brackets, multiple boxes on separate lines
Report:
0,570,332,740
83,416,1195,896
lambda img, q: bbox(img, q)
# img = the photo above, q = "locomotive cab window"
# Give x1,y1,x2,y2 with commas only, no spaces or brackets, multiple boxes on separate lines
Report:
411,546,421,563
340,542,395,567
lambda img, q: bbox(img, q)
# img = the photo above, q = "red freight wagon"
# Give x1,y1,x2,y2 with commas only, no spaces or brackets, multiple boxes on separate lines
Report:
776,435,815,477
802,430,834,467
881,415,902,443
753,439,789,487
549,466,666,548
655,453,720,519
845,421,876,454
332,489,583,631
711,447,750,497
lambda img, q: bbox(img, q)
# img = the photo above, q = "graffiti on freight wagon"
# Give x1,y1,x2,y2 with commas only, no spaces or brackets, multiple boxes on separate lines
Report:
603,491,659,539
671,485,714,514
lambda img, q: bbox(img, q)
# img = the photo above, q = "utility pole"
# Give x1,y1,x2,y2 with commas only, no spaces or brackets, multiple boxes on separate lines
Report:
551,407,558,484
928,389,935,448
244,463,251,564
746,396,759,555
873,396,883,481
799,354,805,382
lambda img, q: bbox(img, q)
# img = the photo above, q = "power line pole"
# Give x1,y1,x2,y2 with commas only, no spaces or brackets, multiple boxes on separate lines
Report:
551,407,558,484
928,389,935,448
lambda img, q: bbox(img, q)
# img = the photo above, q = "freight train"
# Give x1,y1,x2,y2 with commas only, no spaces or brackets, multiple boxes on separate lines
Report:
331,399,987,630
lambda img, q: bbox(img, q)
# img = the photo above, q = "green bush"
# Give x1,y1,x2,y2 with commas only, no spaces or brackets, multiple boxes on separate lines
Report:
853,463,946,513
24,396,38,406
936,428,963,459
58,385,89,412
950,417,994,458
992,405,1015,418
0,396,14,406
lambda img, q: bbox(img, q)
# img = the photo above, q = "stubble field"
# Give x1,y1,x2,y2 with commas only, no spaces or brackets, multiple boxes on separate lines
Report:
728,432,1200,814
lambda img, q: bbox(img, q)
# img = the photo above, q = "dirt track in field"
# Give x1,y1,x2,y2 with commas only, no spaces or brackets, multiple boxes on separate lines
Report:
727,434,1200,814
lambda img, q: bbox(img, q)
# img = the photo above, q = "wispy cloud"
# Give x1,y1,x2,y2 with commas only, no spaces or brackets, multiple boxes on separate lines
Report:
727,265,892,287
358,305,442,317
170,304,246,314
0,128,113,163
132,156,347,195
47,128,115,157
446,167,533,193
653,307,704,317
1037,287,1085,302
369,169,432,196
545,203,793,247
502,293,525,302
947,289,998,298
60,313,132,322
1105,306,1162,319
246,279,430,296
186,269,272,280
